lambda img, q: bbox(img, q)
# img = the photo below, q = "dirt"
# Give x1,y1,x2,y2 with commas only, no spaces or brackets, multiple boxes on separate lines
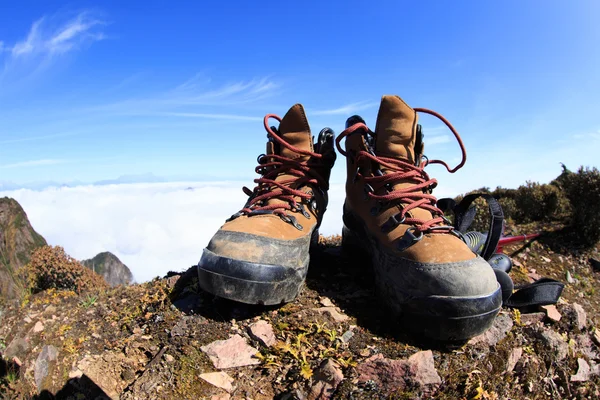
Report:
1,221,600,399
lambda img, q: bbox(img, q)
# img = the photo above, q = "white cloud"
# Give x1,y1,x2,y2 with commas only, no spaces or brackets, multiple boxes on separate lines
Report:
0,159,67,168
0,11,106,86
8,12,105,58
92,76,280,113
0,182,347,283
312,101,377,116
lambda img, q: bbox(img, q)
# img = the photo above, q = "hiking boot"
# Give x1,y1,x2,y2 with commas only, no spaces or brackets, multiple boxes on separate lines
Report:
336,95,501,341
197,104,336,305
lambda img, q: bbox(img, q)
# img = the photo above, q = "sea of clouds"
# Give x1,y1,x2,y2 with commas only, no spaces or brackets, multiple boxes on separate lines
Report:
1,182,347,282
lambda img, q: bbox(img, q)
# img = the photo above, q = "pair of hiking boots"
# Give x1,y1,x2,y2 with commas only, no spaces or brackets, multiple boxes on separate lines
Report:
197,95,502,341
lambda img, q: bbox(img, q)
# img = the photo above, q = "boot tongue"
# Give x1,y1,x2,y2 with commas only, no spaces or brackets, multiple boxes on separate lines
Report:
374,95,418,163
374,96,433,223
276,103,313,160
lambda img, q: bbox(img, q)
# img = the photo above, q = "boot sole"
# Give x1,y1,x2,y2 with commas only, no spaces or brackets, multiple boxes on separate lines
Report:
197,230,318,306
342,223,502,341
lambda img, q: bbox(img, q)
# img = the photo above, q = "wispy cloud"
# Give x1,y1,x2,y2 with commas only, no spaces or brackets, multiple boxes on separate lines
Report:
0,159,67,168
86,76,280,117
312,101,377,116
9,12,105,57
1,11,106,86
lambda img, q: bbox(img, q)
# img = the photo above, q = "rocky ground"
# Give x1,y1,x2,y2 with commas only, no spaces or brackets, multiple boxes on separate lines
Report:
1,221,600,399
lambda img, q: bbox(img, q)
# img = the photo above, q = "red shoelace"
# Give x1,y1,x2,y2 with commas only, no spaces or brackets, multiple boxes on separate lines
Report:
239,114,327,219
335,108,467,233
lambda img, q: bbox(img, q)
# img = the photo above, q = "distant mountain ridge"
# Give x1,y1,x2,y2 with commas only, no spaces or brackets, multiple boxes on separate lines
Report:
0,197,47,302
81,252,133,286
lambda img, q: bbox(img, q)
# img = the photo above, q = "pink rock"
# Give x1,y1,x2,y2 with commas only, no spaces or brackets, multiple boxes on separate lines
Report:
541,305,561,322
308,359,344,400
248,320,276,347
200,335,260,369
469,314,513,347
572,303,587,330
506,347,522,373
357,351,441,396
316,307,349,323
520,312,546,326
571,358,591,382
32,321,45,333
200,371,234,393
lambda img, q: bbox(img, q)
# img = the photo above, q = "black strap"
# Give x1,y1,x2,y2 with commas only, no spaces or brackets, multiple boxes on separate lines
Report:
438,194,564,308
504,278,565,309
451,193,504,260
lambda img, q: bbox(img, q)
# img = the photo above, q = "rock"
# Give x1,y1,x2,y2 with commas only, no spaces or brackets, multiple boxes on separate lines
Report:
34,345,59,391
308,359,344,400
575,334,598,359
69,368,83,379
32,321,44,333
3,337,29,359
171,316,191,337
44,305,57,314
341,330,354,344
572,303,587,330
571,358,591,382
566,271,575,284
200,371,234,393
248,320,276,347
211,394,231,400
520,312,546,326
541,256,551,263
593,330,600,346
469,313,513,347
541,305,561,322
356,350,441,396
319,297,335,307
316,307,349,323
506,347,523,373
166,275,180,289
165,354,175,363
201,335,260,369
534,327,568,361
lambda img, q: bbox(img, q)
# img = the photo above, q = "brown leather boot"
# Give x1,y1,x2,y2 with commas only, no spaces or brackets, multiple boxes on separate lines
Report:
198,104,336,305
337,95,501,341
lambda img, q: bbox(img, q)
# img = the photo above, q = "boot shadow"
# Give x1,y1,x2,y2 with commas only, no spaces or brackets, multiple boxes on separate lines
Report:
168,266,279,322
305,241,466,351
32,374,110,399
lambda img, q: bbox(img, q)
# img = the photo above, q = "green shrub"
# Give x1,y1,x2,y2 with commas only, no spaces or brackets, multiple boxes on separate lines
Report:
512,181,567,223
21,246,108,294
559,166,600,246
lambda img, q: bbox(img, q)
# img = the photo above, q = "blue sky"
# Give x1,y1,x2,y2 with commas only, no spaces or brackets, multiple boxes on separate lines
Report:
1,1,599,192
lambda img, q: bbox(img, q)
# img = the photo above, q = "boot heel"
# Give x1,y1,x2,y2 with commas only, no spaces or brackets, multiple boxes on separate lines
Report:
342,225,369,257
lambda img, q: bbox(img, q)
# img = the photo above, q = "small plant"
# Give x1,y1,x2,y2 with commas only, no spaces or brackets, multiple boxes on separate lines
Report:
4,369,18,384
79,294,98,308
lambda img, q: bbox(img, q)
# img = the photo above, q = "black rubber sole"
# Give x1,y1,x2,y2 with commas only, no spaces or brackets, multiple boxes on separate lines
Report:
342,223,502,341
197,230,318,306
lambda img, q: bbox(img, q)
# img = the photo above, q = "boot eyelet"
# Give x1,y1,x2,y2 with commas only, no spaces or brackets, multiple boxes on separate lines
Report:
381,214,405,233
397,227,424,251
